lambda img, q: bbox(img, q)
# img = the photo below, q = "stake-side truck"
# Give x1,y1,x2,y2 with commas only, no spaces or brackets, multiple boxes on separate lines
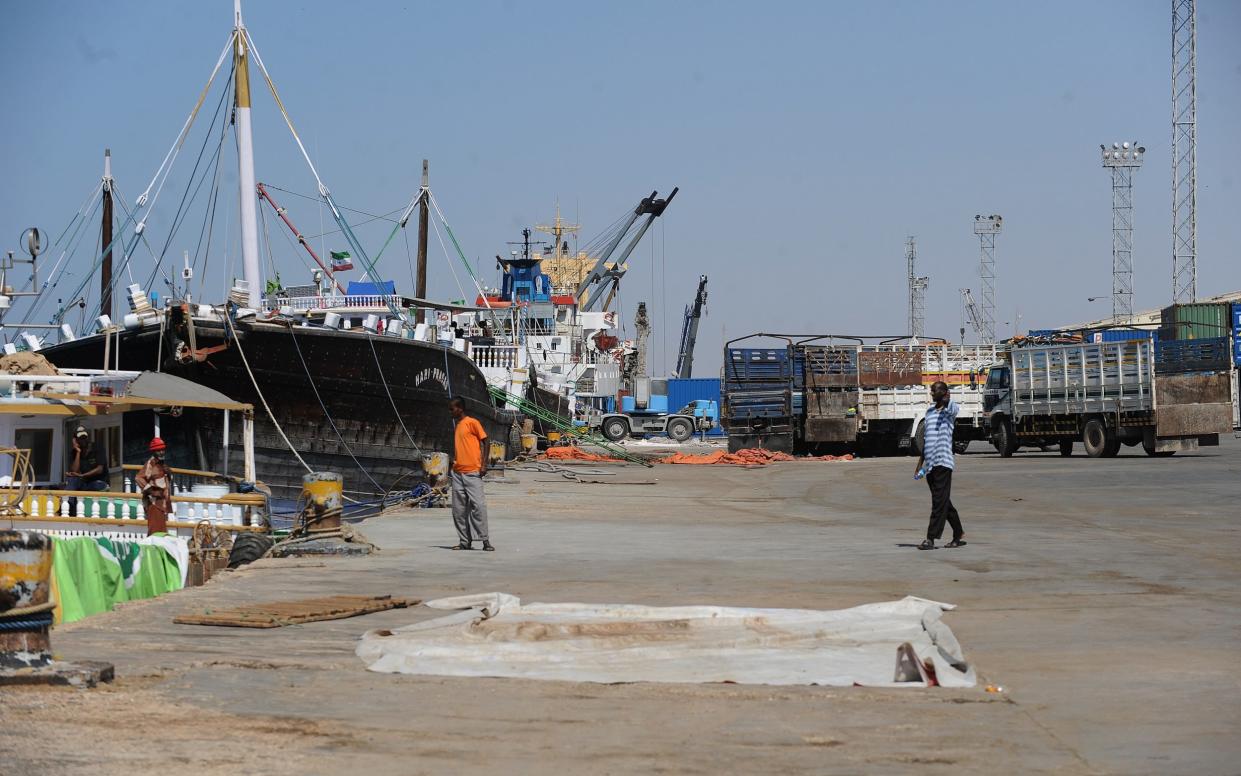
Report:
982,337,1233,457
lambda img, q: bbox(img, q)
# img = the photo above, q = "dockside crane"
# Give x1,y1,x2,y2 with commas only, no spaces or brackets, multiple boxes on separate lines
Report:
575,188,678,312
960,288,986,343
673,274,708,378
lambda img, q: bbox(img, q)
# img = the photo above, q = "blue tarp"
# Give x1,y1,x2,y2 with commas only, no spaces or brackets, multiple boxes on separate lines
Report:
346,281,397,296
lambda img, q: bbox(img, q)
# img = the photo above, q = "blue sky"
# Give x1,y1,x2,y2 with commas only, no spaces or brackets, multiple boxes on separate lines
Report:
2,0,1238,374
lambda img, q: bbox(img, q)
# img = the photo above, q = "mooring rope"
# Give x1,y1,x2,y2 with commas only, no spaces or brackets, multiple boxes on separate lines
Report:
223,310,312,473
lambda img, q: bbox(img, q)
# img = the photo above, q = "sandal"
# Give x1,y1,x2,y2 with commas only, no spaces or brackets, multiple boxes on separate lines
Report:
945,539,967,548
917,539,935,551
451,544,471,551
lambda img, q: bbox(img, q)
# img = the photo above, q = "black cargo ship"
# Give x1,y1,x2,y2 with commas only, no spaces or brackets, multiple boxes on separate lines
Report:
40,309,513,499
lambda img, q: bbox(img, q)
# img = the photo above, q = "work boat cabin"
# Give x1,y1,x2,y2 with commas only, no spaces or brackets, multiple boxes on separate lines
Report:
0,364,266,538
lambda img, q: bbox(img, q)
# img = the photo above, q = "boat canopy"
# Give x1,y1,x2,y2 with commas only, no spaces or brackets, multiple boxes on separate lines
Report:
124,371,252,411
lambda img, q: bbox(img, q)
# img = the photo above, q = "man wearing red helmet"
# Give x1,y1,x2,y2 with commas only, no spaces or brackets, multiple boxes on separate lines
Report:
136,437,173,535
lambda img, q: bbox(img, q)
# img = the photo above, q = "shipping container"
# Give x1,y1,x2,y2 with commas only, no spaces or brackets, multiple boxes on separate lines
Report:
1159,302,1230,341
1232,303,1241,367
1083,329,1157,344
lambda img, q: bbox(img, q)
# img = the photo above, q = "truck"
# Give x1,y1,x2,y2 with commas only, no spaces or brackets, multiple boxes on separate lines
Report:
982,337,1234,458
596,377,714,443
721,336,1000,454
803,343,1001,455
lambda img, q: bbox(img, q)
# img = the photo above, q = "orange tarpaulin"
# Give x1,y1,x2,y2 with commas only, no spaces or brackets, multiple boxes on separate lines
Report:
542,447,624,463
657,449,853,466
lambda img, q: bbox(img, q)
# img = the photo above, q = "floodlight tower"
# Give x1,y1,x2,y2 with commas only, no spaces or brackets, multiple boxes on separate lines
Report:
906,237,929,338
973,214,1002,342
1101,142,1145,323
1171,0,1197,302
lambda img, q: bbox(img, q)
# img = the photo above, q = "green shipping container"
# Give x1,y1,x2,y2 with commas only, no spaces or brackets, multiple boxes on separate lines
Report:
1159,303,1230,340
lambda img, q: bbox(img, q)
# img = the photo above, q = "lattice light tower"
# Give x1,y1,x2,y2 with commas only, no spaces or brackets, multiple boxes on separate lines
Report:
906,236,929,338
1172,0,1197,302
973,215,1002,342
1101,142,1145,323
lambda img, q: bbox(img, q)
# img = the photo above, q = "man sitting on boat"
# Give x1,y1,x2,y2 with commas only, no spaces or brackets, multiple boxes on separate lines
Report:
66,426,108,514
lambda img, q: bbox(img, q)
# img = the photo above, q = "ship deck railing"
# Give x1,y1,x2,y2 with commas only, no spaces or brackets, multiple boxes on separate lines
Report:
273,294,406,312
0,371,140,401
471,344,522,369
1,486,268,540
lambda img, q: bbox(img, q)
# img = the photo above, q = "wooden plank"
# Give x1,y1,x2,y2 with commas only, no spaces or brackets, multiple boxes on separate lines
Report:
173,595,419,628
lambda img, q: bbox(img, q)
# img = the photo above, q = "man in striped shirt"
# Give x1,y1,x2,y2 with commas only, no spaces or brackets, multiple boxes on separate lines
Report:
916,381,966,551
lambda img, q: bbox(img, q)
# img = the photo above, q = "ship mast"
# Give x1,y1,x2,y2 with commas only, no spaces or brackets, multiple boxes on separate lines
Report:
233,0,262,305
415,159,429,323
100,149,114,321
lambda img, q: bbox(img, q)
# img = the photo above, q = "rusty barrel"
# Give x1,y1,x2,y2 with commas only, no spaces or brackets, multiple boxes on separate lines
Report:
0,530,55,668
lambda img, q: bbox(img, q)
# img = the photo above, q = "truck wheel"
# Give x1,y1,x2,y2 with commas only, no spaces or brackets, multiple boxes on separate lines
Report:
1142,437,1176,457
1102,435,1122,457
952,440,969,455
1082,419,1112,458
993,419,1017,458
1059,437,1074,457
601,418,629,442
666,418,693,443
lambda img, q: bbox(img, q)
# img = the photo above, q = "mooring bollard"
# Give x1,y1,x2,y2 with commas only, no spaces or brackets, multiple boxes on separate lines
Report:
0,530,55,669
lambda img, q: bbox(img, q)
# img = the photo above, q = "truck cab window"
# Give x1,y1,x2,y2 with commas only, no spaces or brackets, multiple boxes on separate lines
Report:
986,368,1009,390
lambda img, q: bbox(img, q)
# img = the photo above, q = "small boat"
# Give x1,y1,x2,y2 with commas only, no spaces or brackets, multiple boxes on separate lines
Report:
0,358,268,539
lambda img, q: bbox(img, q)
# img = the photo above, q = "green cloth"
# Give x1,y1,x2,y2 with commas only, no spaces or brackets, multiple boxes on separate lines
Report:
51,536,184,624
330,250,351,260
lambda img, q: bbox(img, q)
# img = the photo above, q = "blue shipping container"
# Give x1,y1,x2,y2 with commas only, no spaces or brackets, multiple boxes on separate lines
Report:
1232,303,1241,366
1085,329,1157,344
667,377,724,435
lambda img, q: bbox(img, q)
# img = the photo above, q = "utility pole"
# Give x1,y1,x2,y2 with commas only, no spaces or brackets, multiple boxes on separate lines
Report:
100,149,114,322
1101,142,1145,323
1171,0,1197,303
973,215,1002,342
415,159,429,323
905,236,928,338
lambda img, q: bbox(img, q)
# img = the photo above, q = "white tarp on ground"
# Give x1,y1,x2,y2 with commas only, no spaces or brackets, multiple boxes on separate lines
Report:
356,593,975,687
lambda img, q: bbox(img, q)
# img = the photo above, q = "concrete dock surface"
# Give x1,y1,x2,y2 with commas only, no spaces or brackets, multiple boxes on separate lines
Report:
3,438,1239,775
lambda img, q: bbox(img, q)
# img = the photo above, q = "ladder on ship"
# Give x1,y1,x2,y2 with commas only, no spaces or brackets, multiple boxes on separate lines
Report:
487,386,653,468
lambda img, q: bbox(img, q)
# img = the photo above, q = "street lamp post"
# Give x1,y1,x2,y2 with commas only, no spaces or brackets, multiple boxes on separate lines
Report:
1101,141,1144,324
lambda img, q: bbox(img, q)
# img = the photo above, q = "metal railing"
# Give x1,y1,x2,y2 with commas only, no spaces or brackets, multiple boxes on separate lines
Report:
274,294,405,311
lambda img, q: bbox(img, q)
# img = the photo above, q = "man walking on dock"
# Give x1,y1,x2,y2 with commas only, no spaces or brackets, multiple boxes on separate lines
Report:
449,397,493,551
916,381,966,551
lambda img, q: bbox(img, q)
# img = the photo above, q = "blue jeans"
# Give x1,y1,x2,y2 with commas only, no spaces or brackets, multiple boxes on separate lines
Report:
67,477,108,516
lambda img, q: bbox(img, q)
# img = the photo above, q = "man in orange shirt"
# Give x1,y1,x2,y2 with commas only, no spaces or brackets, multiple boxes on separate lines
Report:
449,396,493,551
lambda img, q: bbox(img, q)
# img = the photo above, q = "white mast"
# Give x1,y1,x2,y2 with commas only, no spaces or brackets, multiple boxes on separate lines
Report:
233,0,262,305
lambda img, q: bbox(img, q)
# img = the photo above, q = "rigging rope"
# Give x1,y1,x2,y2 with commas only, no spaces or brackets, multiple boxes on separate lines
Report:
365,332,425,457
284,323,384,493
222,309,312,474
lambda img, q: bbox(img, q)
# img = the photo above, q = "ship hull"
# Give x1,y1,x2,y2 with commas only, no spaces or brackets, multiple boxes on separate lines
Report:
40,317,513,498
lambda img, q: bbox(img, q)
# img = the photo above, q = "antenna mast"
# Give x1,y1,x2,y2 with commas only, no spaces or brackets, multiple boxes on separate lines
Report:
1171,0,1197,303
905,236,928,338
